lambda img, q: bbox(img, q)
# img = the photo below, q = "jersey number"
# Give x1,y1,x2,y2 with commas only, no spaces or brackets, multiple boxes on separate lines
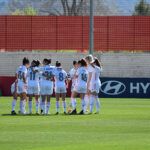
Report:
59,73,64,81
18,71,23,79
30,72,36,80
45,71,53,80
81,73,87,82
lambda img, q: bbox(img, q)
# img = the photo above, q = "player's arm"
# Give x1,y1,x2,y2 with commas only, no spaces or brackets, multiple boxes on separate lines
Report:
66,78,69,89
22,72,27,84
65,73,69,89
15,73,18,81
87,72,92,93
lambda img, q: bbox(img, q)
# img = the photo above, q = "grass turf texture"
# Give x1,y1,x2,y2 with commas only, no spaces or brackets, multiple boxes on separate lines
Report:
0,97,150,150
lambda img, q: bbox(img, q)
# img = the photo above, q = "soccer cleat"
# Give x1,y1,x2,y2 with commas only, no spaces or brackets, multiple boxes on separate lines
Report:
94,112,99,114
40,109,43,114
36,112,39,115
11,110,17,115
55,112,59,115
70,109,77,115
78,110,84,115
18,110,21,114
64,112,67,115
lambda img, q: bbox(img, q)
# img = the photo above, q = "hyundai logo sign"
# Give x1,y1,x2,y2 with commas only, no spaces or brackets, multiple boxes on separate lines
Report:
101,80,126,95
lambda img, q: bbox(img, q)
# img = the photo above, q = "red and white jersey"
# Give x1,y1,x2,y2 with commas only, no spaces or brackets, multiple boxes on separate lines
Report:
76,67,88,87
16,65,27,83
54,67,67,88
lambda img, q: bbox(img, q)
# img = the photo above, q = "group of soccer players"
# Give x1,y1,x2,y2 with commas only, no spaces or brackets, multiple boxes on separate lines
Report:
11,55,102,115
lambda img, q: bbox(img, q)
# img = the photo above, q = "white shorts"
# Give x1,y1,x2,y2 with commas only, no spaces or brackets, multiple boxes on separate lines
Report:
55,86,67,94
27,83,40,95
74,85,87,94
89,83,101,94
17,82,27,94
40,81,53,95
71,85,76,92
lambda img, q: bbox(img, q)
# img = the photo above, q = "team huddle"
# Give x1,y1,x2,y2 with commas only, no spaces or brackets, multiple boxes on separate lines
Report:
11,55,102,115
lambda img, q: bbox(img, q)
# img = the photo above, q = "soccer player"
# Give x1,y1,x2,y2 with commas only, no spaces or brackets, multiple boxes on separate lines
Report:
53,61,68,115
93,57,102,114
16,57,30,114
70,59,88,115
40,59,55,115
68,61,78,111
85,55,97,114
11,80,18,115
27,60,40,114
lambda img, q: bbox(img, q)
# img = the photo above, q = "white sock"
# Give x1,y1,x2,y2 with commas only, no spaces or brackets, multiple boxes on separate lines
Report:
56,101,60,113
90,95,95,113
35,101,39,113
28,101,32,114
71,98,76,110
46,102,50,114
95,96,101,113
62,101,67,113
12,99,17,111
23,100,26,114
42,101,46,114
84,95,89,112
40,98,42,110
81,99,85,112
20,101,23,113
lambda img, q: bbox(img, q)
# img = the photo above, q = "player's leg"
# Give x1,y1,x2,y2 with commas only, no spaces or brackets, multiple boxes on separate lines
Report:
40,82,46,114
70,91,78,115
34,84,40,114
45,84,53,115
61,93,67,114
35,95,39,114
41,95,46,115
46,95,51,115
89,92,97,114
39,96,43,113
27,85,34,114
55,93,60,115
11,92,18,115
78,93,86,115
28,94,33,114
20,92,27,114
95,94,101,114
69,87,76,110
84,94,89,113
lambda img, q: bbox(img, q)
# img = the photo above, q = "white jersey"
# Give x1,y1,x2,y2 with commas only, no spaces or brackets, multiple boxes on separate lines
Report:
16,65,28,83
76,67,88,87
54,67,67,88
95,66,102,86
40,65,55,82
87,64,96,84
69,67,77,88
27,67,40,84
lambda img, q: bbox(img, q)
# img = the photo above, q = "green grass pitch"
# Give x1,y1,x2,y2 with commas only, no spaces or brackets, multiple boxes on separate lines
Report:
0,97,150,150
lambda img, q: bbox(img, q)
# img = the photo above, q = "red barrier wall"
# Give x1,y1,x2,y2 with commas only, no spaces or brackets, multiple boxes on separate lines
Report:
0,77,71,97
0,77,15,96
0,16,150,51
